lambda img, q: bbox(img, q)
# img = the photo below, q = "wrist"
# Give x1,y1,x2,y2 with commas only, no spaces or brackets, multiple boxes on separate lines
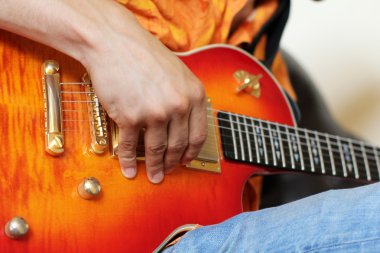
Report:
73,2,142,70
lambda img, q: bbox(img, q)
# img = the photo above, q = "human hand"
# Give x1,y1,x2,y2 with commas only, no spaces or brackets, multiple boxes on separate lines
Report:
0,0,207,184
82,3,207,184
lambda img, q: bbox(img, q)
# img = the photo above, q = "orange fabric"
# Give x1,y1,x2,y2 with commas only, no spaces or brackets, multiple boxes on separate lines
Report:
118,0,296,211
118,0,296,100
118,0,247,51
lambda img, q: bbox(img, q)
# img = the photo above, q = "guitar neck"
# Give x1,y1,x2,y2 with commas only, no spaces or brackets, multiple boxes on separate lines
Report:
218,111,380,182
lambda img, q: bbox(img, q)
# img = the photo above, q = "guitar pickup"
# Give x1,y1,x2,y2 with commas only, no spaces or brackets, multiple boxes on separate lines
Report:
109,99,221,173
42,60,64,156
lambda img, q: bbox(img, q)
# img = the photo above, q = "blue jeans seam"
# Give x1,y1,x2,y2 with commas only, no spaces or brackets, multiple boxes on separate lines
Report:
302,236,380,253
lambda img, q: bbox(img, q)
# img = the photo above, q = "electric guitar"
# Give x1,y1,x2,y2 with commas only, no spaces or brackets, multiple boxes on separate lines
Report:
0,30,377,253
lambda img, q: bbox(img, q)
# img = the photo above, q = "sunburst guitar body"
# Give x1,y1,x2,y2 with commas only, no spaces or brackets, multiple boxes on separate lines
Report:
2,29,343,253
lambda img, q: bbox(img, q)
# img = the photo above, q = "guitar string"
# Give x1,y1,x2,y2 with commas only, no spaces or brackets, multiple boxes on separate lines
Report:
61,105,380,159
61,116,378,168
59,97,373,148
58,87,379,151
221,148,375,179
58,91,380,150
60,124,376,179
60,113,380,167
61,118,380,172
60,120,377,176
59,86,378,178
59,90,380,164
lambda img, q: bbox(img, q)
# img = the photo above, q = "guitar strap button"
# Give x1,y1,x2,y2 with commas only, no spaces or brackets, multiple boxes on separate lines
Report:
4,216,29,239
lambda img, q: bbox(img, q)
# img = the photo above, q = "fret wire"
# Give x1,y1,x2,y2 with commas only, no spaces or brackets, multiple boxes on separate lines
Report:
244,117,253,162
227,150,375,180
316,132,325,174
286,127,295,169
217,130,378,176
348,139,360,179
295,127,305,171
305,131,315,172
337,137,347,177
252,145,374,178
251,119,260,163
361,142,371,181
258,121,269,165
326,133,336,175
277,125,286,168
212,109,370,149
374,147,380,180
225,141,376,179
268,124,277,166
228,113,238,160
215,114,378,155
218,123,380,164
236,115,245,161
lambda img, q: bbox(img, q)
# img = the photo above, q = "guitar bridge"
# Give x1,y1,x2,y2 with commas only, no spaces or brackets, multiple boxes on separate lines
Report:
82,74,109,154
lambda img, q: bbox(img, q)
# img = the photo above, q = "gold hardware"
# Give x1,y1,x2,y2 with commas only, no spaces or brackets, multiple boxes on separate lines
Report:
42,60,64,156
78,177,102,200
82,74,108,154
4,217,29,239
234,70,262,98
109,100,220,173
185,99,220,173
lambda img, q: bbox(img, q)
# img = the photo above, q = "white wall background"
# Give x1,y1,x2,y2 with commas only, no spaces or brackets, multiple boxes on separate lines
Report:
282,0,380,145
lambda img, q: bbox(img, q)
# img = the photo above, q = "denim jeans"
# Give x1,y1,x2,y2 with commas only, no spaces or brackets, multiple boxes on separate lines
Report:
163,182,380,252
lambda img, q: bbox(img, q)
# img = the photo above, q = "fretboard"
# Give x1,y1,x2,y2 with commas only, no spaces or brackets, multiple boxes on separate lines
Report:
218,111,380,182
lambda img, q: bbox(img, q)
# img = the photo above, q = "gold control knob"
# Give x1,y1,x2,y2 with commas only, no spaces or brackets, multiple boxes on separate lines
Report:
4,217,29,239
78,177,102,200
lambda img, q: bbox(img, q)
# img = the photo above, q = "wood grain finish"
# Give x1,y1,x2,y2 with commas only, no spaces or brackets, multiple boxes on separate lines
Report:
0,31,294,253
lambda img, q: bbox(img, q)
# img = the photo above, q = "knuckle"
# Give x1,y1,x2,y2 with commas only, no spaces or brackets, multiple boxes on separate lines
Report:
105,104,118,120
191,82,206,102
150,109,168,124
171,98,190,115
167,141,188,153
189,133,207,147
112,113,141,129
119,139,137,152
147,143,167,155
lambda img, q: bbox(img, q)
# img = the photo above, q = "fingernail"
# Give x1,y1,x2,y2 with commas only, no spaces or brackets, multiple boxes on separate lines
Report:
149,171,164,184
122,167,136,179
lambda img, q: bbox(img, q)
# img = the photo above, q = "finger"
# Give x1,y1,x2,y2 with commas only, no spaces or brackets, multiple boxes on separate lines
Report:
181,100,207,164
118,126,139,179
144,123,168,184
164,113,189,173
